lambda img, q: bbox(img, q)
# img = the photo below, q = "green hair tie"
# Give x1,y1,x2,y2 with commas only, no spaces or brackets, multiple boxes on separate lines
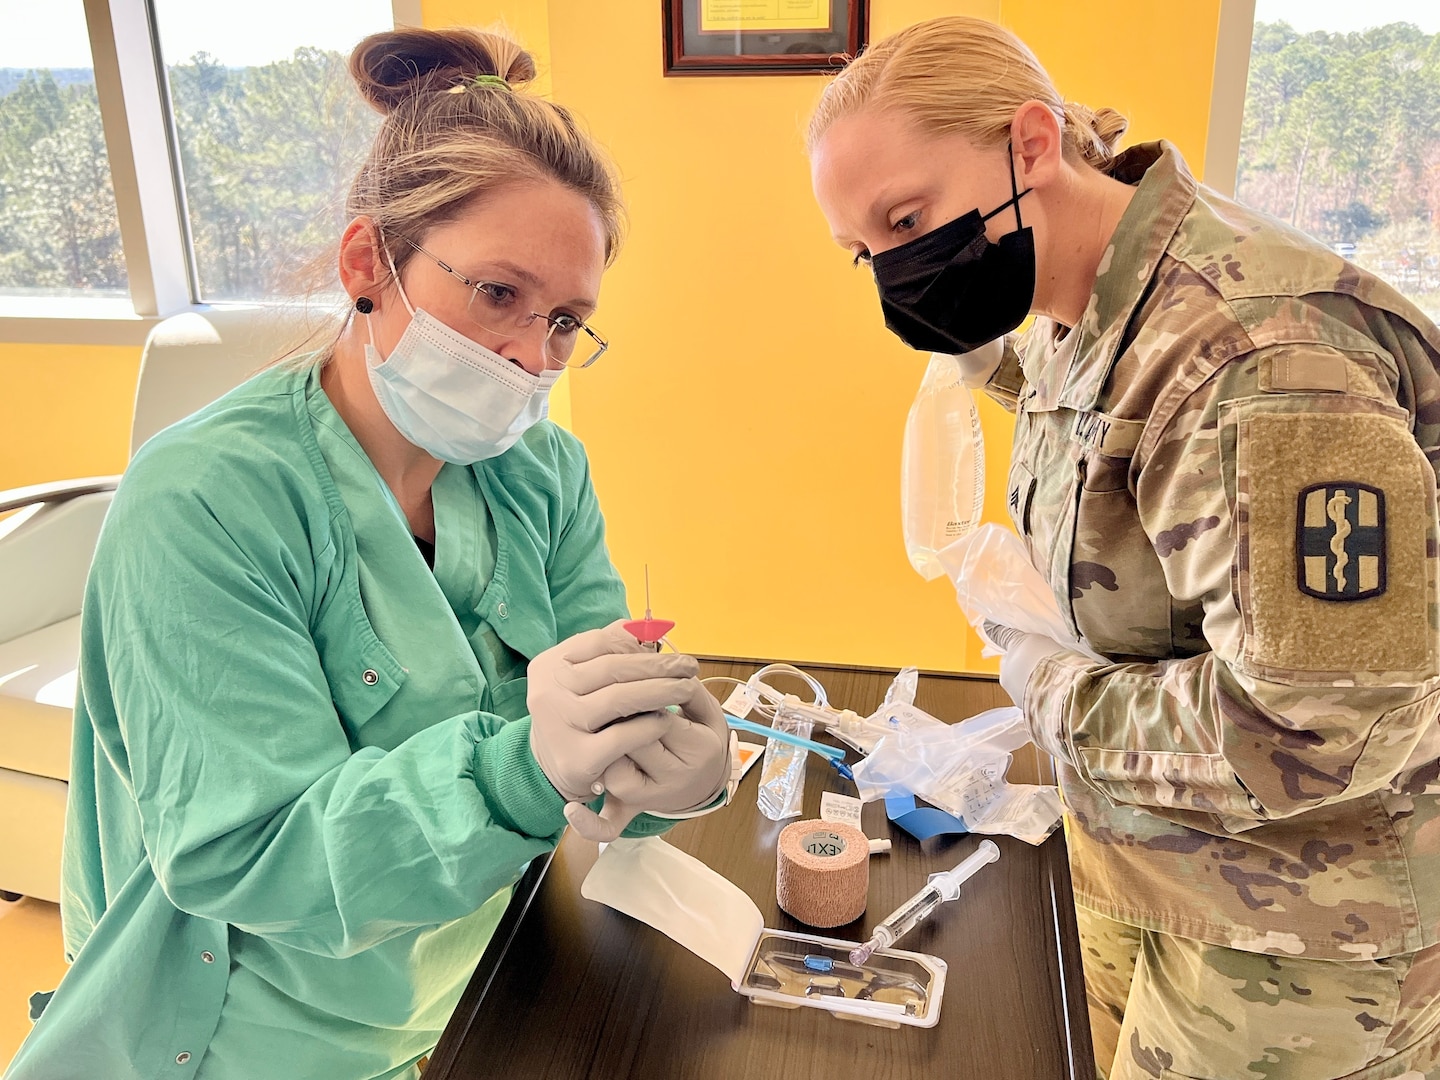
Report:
472,73,512,92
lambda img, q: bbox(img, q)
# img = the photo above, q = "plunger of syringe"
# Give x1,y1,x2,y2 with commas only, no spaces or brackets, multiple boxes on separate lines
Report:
849,839,1000,965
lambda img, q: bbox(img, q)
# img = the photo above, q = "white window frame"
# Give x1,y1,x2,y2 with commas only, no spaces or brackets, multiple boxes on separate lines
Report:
1,0,419,345
1203,0,1257,198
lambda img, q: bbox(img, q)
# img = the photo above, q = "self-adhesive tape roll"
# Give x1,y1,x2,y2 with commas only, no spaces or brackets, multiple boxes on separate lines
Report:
775,819,870,928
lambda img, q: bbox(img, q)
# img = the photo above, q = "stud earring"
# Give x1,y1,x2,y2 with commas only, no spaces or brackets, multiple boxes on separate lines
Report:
354,296,374,314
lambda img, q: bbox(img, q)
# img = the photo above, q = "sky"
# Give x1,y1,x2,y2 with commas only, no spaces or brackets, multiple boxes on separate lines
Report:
0,0,394,69
1254,0,1440,34
2,0,1438,71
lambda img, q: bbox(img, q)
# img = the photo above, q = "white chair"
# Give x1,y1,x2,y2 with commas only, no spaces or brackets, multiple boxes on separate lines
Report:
0,305,330,901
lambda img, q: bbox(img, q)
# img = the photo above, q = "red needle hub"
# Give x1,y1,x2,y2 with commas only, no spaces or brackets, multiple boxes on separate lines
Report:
623,617,675,645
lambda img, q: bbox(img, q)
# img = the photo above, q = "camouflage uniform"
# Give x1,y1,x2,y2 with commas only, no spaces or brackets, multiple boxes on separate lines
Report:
1078,905,1440,1079
984,142,1440,1077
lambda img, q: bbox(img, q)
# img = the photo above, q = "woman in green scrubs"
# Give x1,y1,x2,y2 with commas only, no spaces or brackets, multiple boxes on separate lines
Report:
5,27,730,1080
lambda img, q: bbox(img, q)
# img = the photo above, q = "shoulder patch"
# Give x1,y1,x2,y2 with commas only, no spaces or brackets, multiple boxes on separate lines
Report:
1227,394,1437,684
1296,484,1385,601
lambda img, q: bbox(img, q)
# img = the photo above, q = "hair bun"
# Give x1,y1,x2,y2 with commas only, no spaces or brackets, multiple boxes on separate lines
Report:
1087,106,1129,152
349,26,537,114
1062,101,1129,168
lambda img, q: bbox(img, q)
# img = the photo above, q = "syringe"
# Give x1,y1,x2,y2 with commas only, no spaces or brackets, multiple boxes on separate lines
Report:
849,839,1000,965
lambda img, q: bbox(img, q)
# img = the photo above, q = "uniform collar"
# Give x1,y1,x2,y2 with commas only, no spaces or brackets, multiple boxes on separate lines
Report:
1059,140,1198,411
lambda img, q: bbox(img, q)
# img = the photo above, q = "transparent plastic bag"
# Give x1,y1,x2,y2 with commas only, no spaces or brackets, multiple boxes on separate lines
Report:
850,707,1063,846
756,708,812,820
827,668,942,755
966,784,1064,846
851,706,1030,802
936,523,1107,663
902,353,985,580
882,666,919,711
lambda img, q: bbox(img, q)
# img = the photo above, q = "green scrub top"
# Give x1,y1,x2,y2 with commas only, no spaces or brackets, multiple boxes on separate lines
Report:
5,361,667,1080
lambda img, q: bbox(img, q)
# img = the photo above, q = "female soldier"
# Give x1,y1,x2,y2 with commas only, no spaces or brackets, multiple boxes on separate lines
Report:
808,16,1440,1079
6,27,730,1080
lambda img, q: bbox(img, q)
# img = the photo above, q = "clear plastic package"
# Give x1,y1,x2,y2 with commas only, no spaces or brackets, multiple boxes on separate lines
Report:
936,523,1107,663
738,929,946,1029
757,708,812,820
851,706,1063,845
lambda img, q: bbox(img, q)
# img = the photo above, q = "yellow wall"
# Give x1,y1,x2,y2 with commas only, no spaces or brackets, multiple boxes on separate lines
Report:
1005,0,1222,179
0,345,141,491
0,0,1225,675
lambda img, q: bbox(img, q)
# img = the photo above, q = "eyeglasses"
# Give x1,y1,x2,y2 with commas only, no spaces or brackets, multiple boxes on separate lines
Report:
397,236,609,369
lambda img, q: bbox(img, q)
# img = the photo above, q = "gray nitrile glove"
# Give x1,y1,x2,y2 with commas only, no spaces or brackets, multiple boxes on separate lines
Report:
527,621,706,809
982,619,1074,762
564,680,733,843
948,337,1005,388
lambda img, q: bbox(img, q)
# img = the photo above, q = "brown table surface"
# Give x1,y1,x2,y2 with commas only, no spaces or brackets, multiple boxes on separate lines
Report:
426,726,1094,1080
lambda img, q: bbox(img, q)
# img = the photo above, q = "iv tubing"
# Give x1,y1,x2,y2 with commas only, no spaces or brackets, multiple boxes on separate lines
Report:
725,713,845,762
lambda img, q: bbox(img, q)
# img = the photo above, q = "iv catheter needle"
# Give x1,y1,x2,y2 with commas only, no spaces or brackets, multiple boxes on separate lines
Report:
724,713,846,762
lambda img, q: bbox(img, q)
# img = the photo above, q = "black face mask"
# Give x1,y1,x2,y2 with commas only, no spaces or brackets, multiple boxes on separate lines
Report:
869,148,1035,355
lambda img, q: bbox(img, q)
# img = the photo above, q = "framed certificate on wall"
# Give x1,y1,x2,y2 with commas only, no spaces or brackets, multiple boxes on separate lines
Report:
663,0,868,75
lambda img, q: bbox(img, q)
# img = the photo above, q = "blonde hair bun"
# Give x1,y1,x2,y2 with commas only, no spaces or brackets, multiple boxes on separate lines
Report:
1062,102,1129,168
349,26,538,115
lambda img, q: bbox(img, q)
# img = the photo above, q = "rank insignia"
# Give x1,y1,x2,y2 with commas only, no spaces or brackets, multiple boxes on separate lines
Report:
1296,482,1386,601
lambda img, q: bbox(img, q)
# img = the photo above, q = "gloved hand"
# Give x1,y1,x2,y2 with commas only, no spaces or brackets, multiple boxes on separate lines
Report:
947,337,1005,388
982,620,1072,761
528,620,705,806
563,682,733,843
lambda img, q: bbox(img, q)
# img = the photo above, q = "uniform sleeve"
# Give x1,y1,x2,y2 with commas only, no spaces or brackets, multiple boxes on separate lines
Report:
84,468,569,959
1025,346,1440,827
979,335,1027,413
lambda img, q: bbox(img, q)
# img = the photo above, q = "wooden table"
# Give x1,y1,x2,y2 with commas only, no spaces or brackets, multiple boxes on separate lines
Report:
426,720,1094,1079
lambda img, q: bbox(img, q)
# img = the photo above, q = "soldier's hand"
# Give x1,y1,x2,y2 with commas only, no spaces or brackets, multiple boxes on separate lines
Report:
992,627,1076,765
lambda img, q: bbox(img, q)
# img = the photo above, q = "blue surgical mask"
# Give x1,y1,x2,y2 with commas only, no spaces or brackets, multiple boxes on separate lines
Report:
363,270,561,466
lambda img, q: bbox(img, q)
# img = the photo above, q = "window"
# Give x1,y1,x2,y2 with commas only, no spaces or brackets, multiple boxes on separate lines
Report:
150,0,393,302
0,0,128,297
1237,0,1440,321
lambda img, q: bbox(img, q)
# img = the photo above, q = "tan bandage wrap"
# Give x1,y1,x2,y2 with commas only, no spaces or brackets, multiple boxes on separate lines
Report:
775,820,870,928
1231,395,1438,684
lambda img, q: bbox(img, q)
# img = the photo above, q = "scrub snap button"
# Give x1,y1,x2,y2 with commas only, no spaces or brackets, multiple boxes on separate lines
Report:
201,951,214,964
362,669,379,686
176,1052,191,1064
497,602,509,619
1248,795,1264,814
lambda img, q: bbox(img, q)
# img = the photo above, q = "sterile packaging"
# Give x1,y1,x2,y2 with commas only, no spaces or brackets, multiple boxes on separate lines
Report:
851,706,1063,846
831,667,941,755
582,837,946,1029
740,930,944,1027
756,707,812,820
902,352,985,580
936,523,1107,663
